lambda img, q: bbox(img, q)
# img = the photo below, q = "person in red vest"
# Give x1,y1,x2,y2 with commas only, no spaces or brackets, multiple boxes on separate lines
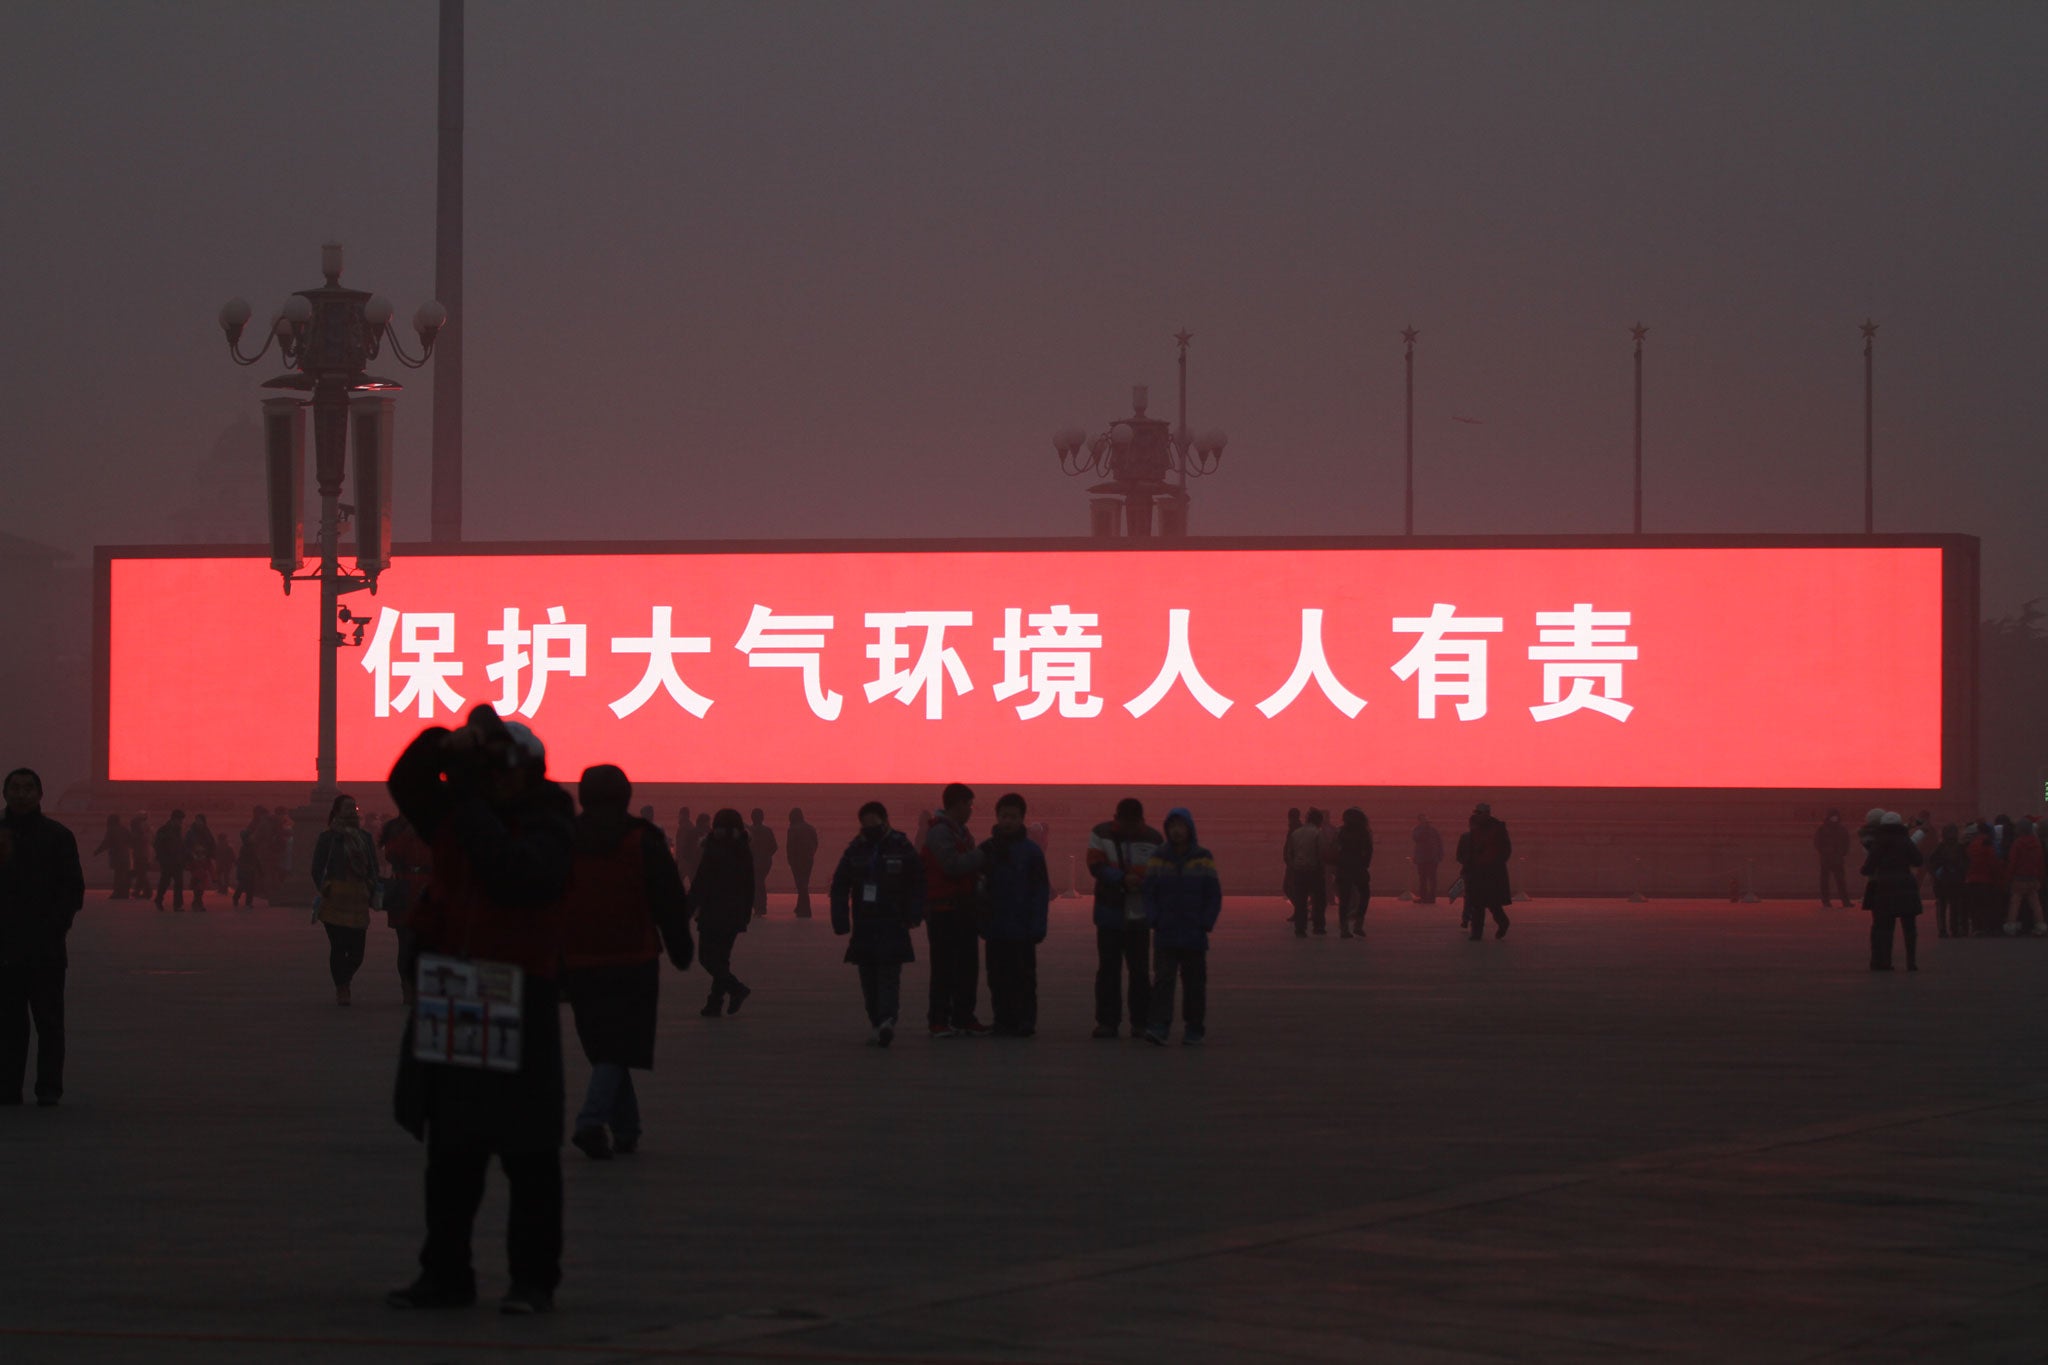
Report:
560,765,691,1162
1962,821,2006,938
385,705,575,1316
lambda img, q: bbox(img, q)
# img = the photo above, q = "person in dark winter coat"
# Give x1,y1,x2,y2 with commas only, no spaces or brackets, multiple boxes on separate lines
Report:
93,815,131,899
748,808,778,917
1141,808,1223,1046
786,808,820,919
1086,798,1162,1038
691,810,755,1017
311,794,381,1005
829,802,926,1046
1334,809,1373,939
2004,819,2045,936
1285,808,1330,936
1814,809,1852,907
1927,824,1967,938
1455,804,1512,941
0,769,85,1106
1861,812,1922,970
977,793,1050,1037
920,783,986,1037
561,766,691,1161
126,814,152,899
385,706,575,1315
233,808,266,907
185,815,218,911
152,811,188,911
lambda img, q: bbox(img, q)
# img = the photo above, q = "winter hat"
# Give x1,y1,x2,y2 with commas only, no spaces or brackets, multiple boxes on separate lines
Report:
1864,807,1887,826
501,720,546,768
1474,802,1492,815
1880,811,1904,826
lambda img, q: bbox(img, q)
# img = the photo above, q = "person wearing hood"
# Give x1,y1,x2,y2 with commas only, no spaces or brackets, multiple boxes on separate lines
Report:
1086,797,1162,1039
1814,809,1852,908
93,814,131,900
1140,808,1222,1046
561,765,692,1161
385,706,576,1315
977,793,1051,1037
786,807,820,919
691,810,755,1016
1334,809,1373,939
311,794,382,1005
1860,811,1922,970
830,801,926,1047
1455,803,1512,942
0,769,85,1106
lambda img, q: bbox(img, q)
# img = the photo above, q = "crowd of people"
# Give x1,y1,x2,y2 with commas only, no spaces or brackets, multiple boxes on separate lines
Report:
13,712,2047,1314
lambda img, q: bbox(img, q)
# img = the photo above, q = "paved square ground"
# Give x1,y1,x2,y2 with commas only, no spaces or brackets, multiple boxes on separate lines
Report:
3,891,2044,1363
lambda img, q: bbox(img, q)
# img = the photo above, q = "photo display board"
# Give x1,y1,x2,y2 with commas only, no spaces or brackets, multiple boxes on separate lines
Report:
105,543,1946,788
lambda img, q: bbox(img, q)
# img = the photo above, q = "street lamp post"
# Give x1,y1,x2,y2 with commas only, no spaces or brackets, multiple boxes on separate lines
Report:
218,243,443,802
1402,325,1418,535
1053,331,1228,537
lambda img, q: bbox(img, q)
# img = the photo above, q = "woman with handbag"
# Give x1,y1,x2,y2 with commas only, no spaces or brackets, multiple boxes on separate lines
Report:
312,793,381,1005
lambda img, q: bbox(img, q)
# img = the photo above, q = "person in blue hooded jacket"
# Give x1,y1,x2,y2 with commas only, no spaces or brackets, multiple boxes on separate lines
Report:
976,793,1051,1037
829,801,926,1047
1140,808,1222,1046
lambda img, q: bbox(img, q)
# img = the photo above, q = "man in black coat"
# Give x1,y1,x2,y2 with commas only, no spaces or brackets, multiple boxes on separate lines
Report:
152,810,188,911
829,802,926,1046
385,707,576,1315
786,808,820,919
1455,803,1512,942
0,769,85,1106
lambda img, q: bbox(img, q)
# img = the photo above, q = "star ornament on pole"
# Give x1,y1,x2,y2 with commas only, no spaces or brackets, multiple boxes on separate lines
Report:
1630,322,1648,347
1401,325,1419,348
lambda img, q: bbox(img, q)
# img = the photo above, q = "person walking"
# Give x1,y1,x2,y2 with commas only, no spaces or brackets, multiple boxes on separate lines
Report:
1285,808,1330,936
1411,814,1443,904
1456,804,1513,942
311,794,380,1005
977,793,1050,1037
1861,811,1923,970
1141,808,1222,1046
747,808,778,918
380,814,433,1003
829,801,926,1047
93,815,131,900
185,814,217,912
1086,798,1161,1039
561,766,692,1161
920,783,988,1037
1927,824,1968,939
690,810,755,1017
1279,807,1302,917
1334,808,1373,939
1815,809,1852,907
152,810,188,911
786,807,820,919
673,808,699,880
386,706,575,1315
233,808,265,907
0,769,85,1106
2004,818,2045,936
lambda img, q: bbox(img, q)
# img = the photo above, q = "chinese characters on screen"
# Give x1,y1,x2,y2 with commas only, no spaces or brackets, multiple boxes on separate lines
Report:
363,602,1638,725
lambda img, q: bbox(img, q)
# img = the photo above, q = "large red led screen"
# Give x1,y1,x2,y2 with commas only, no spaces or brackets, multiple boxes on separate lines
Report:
106,545,1944,787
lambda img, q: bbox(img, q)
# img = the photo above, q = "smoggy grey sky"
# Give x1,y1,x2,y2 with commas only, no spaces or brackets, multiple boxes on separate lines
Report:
5,2,2044,608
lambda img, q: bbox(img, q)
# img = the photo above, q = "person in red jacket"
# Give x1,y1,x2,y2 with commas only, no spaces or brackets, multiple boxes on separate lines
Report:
920,782,988,1037
2004,819,2045,936
561,765,691,1161
385,706,575,1316
1962,822,2006,939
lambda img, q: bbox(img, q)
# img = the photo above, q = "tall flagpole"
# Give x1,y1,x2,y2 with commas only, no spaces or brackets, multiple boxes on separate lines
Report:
1630,323,1647,534
1402,325,1418,535
1861,319,1877,534
430,0,465,543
